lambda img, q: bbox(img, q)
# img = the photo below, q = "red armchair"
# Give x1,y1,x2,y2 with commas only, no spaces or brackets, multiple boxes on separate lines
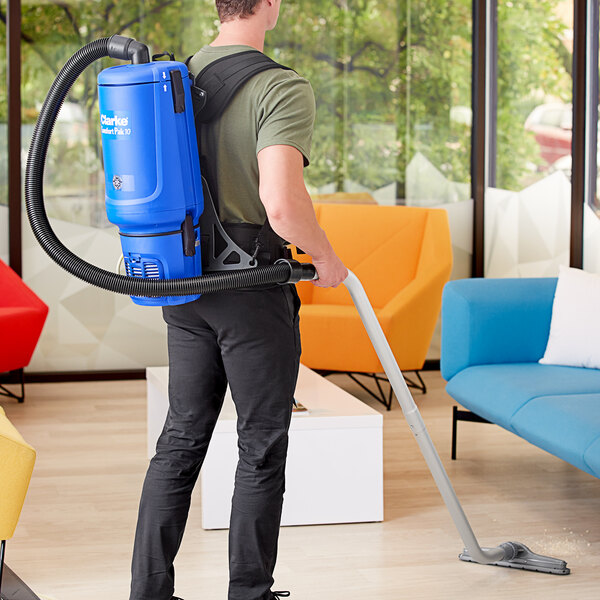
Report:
0,259,48,401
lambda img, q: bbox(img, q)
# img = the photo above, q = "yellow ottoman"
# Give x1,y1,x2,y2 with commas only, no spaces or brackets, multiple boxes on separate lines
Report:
0,406,36,595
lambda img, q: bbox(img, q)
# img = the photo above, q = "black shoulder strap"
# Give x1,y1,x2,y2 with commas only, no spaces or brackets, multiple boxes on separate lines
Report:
189,50,292,272
191,50,293,124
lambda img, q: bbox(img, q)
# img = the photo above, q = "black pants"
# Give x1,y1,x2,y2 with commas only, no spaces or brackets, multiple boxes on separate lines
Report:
130,285,301,600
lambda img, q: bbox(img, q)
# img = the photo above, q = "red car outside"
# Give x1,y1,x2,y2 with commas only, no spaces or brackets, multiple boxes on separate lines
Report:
524,103,572,166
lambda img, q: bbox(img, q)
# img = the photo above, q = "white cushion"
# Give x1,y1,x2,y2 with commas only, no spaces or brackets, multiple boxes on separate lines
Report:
540,266,600,369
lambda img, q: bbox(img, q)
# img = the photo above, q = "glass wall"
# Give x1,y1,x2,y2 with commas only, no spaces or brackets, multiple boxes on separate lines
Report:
583,4,600,274
401,0,473,289
1,2,8,264
13,1,600,371
17,0,472,371
270,1,473,277
486,0,573,278
20,0,218,371
270,1,473,358
271,1,471,204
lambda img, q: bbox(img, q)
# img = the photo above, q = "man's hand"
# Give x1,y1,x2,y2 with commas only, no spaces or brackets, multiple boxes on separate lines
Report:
311,249,348,288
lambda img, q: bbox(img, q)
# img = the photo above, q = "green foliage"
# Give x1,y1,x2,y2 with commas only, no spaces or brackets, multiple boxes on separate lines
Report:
269,0,405,190
2,0,574,208
270,0,570,194
496,0,571,190
13,0,218,197
18,0,217,124
398,0,473,195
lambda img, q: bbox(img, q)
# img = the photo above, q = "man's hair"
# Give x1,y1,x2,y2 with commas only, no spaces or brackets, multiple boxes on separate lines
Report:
215,0,263,22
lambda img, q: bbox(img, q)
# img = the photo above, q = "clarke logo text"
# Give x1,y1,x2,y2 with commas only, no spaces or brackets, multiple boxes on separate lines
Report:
101,112,132,138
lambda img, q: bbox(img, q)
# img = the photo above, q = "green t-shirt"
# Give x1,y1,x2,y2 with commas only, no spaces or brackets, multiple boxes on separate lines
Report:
188,45,316,225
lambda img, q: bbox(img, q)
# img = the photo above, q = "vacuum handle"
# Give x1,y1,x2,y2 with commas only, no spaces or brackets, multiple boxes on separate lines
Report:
276,259,317,283
299,263,318,281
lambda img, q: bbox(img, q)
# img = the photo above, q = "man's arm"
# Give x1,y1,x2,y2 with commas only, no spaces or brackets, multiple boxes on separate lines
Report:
257,144,348,288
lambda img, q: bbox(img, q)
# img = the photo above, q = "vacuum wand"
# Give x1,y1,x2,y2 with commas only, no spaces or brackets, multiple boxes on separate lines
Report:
341,269,570,575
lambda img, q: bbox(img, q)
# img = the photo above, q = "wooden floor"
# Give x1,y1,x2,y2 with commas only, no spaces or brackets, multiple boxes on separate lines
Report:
1,371,598,600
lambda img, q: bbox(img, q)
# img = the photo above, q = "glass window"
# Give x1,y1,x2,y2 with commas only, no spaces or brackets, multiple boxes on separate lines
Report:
271,1,472,211
0,3,7,264
19,0,472,370
272,1,473,360
486,0,573,278
20,0,217,372
583,4,600,274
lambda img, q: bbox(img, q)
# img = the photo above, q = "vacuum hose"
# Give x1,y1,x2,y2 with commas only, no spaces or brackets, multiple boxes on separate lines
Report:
25,36,315,297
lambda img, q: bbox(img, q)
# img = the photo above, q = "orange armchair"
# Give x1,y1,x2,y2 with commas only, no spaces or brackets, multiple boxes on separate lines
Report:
293,203,452,409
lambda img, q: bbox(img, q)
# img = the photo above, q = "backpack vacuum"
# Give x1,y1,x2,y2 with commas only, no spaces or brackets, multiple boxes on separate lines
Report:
24,35,570,583
26,35,314,306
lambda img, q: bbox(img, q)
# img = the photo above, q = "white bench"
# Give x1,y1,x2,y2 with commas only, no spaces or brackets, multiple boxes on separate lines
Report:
147,364,383,529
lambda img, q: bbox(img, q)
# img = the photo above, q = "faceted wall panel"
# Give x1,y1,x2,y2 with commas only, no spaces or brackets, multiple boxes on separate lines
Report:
583,204,600,275
485,171,571,278
22,217,168,372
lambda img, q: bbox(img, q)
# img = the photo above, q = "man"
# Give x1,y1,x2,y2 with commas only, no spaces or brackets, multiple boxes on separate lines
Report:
129,1,347,599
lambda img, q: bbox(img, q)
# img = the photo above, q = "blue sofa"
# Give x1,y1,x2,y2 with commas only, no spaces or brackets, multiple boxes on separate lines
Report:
441,277,600,479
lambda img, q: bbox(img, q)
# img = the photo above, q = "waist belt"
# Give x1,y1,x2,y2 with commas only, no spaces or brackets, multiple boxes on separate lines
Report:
206,222,291,269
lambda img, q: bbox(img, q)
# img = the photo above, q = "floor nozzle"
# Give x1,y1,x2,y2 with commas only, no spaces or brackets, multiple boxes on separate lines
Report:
459,541,570,575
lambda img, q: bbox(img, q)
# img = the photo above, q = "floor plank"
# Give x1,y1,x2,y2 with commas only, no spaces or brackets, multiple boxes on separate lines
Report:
1,371,598,599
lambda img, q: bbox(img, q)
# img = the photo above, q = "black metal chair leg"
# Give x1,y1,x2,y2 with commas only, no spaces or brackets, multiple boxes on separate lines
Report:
0,539,6,597
403,370,427,394
0,370,25,403
318,370,427,411
452,405,458,460
414,370,427,394
451,406,492,461
347,372,390,409
372,374,393,411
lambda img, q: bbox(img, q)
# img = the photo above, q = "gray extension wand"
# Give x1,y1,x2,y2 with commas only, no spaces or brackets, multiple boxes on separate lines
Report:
342,270,570,575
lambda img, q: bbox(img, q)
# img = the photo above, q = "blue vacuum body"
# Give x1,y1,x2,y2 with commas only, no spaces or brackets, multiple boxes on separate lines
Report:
98,61,203,306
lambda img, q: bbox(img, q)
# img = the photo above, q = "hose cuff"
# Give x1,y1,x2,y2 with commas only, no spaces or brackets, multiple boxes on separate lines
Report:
275,259,317,284
107,35,150,64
